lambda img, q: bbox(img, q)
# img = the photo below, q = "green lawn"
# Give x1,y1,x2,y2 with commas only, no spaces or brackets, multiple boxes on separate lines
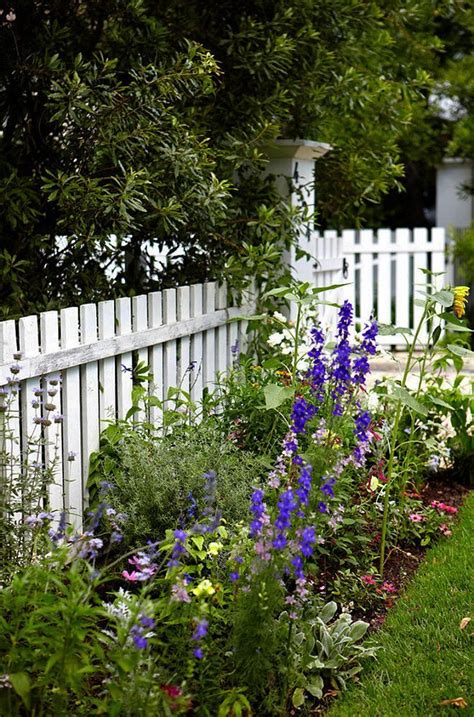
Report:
328,490,474,717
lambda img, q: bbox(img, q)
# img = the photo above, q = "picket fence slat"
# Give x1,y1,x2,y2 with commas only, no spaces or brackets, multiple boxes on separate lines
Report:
376,229,392,326
216,283,228,382
60,307,83,527
203,283,216,391
0,321,21,521
163,288,177,407
148,291,163,426
98,300,117,423
190,284,204,404
177,286,191,394
40,310,63,517
115,298,133,420
80,304,100,505
132,295,149,423
19,316,40,478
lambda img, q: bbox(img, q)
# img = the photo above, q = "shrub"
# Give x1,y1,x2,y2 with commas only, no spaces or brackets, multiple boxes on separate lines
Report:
92,422,269,548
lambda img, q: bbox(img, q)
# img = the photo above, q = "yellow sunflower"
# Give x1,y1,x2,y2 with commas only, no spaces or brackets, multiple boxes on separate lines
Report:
453,286,470,319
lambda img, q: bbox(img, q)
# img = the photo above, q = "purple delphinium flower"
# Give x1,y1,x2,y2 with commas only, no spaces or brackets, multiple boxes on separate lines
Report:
249,489,268,537
353,318,378,385
168,529,188,568
307,325,327,399
290,396,317,434
295,463,313,507
192,619,209,641
330,301,354,415
191,618,209,659
321,476,336,498
274,489,297,532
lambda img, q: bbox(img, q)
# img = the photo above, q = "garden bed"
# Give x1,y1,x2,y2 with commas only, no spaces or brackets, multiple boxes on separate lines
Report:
1,285,473,715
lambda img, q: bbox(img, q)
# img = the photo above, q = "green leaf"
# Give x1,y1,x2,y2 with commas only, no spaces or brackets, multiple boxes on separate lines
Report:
432,289,454,307
10,672,31,709
305,676,324,699
263,383,294,410
432,325,442,345
348,621,369,642
318,601,337,624
428,395,453,410
391,385,428,415
309,282,350,295
439,312,473,332
377,323,412,336
262,287,295,299
292,687,306,708
191,536,204,550
447,344,474,359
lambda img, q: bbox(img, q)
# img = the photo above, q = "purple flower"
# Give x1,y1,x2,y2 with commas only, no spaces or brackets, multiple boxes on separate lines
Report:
274,489,297,531
139,614,155,629
295,463,313,506
229,571,239,582
290,397,317,434
131,625,148,650
249,488,268,537
192,618,209,641
300,527,316,557
321,476,336,498
193,647,204,659
273,533,287,550
318,501,328,513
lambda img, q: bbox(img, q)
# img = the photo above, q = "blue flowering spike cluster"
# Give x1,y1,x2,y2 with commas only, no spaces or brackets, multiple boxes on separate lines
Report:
245,301,378,601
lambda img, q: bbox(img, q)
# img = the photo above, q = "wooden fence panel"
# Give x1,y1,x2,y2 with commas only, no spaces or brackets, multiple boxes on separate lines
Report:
0,283,256,525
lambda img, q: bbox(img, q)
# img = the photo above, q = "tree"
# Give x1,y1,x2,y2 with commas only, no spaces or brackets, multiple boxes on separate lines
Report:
0,0,452,316
364,0,474,228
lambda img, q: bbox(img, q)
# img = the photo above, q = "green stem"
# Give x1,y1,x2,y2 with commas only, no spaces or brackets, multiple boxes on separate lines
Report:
379,304,429,575
291,304,302,389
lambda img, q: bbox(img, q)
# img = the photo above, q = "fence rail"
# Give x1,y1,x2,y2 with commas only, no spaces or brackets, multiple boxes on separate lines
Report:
0,282,255,527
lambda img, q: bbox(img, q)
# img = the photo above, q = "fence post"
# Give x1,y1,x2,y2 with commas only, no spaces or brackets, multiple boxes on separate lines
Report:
262,139,332,317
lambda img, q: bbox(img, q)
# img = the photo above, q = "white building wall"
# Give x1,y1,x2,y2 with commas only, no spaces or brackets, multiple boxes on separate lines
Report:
436,159,474,229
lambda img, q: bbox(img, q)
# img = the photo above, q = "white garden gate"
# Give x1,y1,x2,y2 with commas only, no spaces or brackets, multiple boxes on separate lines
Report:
297,227,451,346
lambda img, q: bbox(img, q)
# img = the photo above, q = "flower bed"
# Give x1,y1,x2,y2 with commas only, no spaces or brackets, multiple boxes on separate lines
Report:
0,282,472,715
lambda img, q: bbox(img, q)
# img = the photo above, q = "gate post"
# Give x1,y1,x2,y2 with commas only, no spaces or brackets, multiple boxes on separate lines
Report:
262,139,332,316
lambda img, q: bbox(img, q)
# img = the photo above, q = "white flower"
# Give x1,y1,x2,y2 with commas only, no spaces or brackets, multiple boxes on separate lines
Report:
273,311,287,324
267,332,285,347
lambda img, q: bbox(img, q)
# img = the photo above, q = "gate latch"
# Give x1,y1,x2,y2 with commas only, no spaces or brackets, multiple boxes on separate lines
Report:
342,258,349,279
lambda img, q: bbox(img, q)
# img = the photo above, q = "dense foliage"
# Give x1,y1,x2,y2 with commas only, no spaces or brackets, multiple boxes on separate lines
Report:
0,0,460,316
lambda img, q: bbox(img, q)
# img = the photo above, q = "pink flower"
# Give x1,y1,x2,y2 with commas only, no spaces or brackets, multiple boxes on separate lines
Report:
431,500,458,514
361,574,377,586
382,581,397,593
409,513,425,523
122,570,140,582
439,523,452,537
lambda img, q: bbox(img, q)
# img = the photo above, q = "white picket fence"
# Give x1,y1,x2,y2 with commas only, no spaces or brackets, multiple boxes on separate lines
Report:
296,227,451,346
292,230,344,329
0,282,255,527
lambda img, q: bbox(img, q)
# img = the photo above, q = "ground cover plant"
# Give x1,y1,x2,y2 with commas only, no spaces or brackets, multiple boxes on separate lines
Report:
0,282,472,715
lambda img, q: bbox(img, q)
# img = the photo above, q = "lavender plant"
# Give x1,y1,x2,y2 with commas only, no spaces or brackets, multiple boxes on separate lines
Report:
0,359,63,584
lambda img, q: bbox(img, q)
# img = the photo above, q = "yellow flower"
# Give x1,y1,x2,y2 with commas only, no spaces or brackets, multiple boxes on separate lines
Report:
453,286,470,318
192,579,215,598
208,541,223,556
